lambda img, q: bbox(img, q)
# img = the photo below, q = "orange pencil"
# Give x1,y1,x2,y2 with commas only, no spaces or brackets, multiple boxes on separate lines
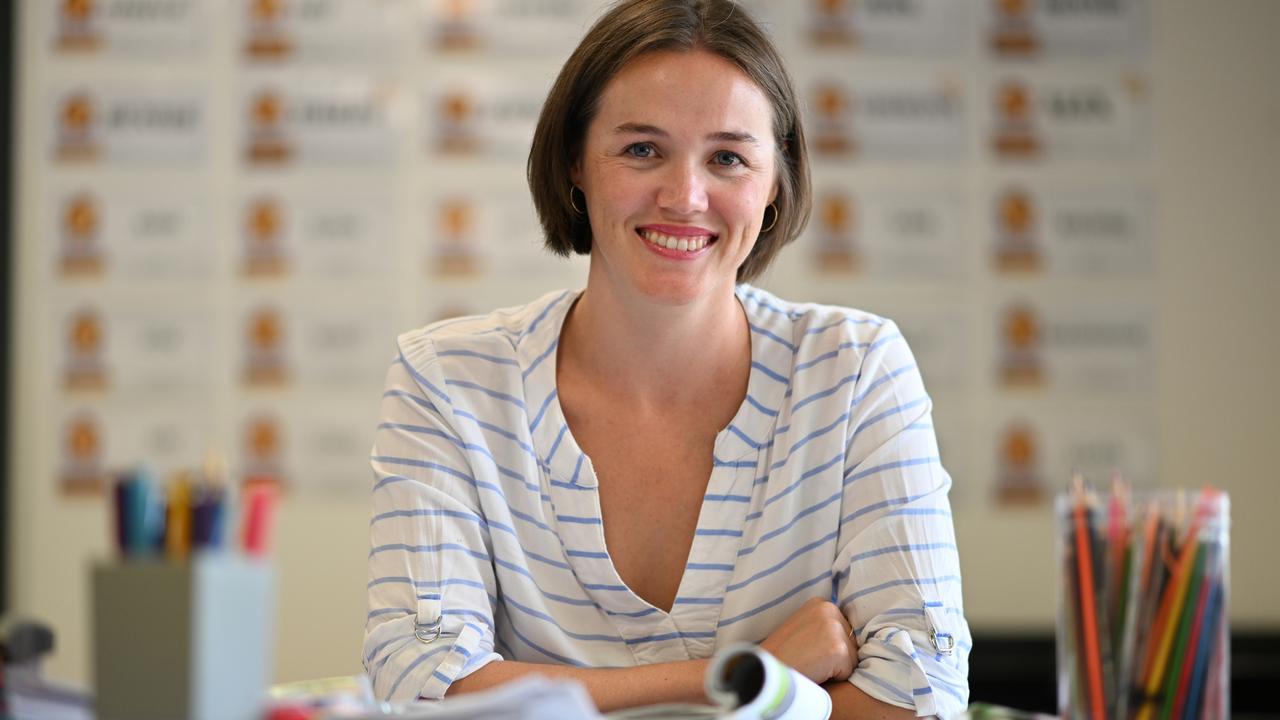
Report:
1072,475,1106,719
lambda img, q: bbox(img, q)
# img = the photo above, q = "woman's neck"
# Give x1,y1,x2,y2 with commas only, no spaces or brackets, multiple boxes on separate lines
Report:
558,279,750,412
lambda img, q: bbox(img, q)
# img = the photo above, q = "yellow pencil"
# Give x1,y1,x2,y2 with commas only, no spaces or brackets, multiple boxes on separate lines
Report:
166,472,192,559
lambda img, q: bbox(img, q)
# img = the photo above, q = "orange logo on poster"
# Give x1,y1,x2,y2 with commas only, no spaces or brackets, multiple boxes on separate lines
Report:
57,90,100,162
247,89,292,163
245,307,289,386
996,421,1044,505
65,307,109,390
998,302,1044,387
61,192,105,276
991,0,1039,56
61,411,106,495
244,196,288,276
814,192,860,274
435,0,480,51
433,304,472,323
243,414,286,488
812,83,854,156
56,0,102,52
435,199,480,277
809,0,857,47
246,0,293,58
994,187,1042,273
438,92,479,154
993,79,1041,158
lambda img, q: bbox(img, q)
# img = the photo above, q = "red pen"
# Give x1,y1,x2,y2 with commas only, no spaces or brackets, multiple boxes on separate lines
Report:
242,484,277,557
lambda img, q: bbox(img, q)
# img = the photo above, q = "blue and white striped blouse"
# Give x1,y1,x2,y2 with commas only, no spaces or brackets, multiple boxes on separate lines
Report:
364,285,970,717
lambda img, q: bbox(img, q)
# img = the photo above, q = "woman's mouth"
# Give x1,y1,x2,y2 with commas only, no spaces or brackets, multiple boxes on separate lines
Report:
636,228,717,253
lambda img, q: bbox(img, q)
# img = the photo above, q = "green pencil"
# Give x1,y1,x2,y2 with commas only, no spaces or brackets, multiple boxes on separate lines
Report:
1157,541,1206,720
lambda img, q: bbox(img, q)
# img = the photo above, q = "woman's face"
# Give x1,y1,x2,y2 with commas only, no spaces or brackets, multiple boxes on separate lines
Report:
573,49,779,306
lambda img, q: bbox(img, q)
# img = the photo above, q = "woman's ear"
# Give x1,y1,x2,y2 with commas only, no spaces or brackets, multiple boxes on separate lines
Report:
570,159,582,186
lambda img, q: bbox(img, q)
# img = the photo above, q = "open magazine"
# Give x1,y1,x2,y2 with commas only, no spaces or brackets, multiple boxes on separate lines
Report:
270,644,830,719
604,643,832,720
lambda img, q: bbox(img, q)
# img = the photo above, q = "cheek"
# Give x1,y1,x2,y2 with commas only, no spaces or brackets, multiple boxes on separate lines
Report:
593,176,647,222
719,184,773,227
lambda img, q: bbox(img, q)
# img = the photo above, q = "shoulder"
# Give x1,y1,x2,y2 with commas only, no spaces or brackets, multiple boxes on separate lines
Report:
396,289,577,382
736,284,901,363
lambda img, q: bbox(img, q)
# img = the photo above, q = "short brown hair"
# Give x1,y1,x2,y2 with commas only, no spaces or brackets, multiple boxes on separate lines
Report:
527,0,811,283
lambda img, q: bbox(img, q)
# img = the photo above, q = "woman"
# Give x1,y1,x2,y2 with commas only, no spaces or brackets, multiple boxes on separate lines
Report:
364,1,970,717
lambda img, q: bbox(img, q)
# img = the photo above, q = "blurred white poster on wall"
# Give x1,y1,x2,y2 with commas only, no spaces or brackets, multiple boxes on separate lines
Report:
420,0,597,56
234,395,378,494
423,184,589,285
114,307,214,394
51,302,216,396
802,0,969,55
54,401,217,495
240,0,409,63
990,183,1152,277
805,72,966,162
238,299,400,391
988,406,1156,506
241,76,402,166
804,181,966,280
47,0,207,57
422,70,554,160
994,299,1155,396
238,191,396,280
990,73,1149,160
988,0,1147,58
48,87,206,165
889,305,971,395
289,395,380,493
292,304,400,388
50,187,213,282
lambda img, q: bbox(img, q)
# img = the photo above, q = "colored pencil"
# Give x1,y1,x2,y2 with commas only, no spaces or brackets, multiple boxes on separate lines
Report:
1071,475,1106,719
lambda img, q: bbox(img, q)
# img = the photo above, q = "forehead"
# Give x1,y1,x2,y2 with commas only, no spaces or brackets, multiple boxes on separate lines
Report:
592,49,775,140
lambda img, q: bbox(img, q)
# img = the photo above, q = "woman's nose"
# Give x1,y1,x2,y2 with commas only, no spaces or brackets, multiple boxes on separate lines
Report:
656,162,709,216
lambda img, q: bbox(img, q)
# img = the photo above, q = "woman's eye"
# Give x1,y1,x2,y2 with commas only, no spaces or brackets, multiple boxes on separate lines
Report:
713,150,743,167
625,143,656,159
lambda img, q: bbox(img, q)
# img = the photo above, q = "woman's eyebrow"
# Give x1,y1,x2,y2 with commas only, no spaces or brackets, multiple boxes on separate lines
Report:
612,123,760,145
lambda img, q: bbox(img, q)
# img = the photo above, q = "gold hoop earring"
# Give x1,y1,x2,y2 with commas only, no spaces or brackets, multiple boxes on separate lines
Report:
569,185,587,217
761,203,778,234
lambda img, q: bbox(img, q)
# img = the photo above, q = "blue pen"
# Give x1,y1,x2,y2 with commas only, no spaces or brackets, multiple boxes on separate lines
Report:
123,472,146,557
206,486,227,550
129,467,163,558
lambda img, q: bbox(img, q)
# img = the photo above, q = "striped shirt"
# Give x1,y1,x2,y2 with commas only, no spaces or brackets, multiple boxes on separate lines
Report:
364,285,970,717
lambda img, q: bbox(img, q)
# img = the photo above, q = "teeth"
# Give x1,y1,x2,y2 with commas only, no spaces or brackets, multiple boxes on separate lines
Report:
639,229,714,252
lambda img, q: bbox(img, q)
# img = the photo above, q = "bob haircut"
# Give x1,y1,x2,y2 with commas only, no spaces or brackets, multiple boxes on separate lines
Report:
527,0,811,283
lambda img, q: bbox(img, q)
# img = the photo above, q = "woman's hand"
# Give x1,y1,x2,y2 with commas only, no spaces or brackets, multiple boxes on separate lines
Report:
760,597,859,684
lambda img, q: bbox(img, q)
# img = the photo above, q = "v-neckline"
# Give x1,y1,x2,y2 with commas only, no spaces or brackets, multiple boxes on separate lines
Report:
516,286,791,656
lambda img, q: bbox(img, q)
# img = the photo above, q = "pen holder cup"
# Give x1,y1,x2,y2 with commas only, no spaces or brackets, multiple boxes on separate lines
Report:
91,554,275,720
1055,489,1229,719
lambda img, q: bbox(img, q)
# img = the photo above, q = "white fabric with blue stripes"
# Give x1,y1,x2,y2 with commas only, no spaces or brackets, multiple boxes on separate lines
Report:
364,285,970,717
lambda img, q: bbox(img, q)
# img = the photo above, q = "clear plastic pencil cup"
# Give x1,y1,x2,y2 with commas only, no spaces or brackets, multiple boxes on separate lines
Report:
1056,486,1229,720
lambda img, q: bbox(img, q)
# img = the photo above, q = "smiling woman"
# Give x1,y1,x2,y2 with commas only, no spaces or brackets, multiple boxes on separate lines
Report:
363,1,970,718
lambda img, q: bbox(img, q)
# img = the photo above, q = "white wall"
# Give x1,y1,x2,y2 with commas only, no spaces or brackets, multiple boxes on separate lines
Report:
7,0,1279,688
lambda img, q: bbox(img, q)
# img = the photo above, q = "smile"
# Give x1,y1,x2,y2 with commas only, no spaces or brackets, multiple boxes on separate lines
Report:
637,228,717,253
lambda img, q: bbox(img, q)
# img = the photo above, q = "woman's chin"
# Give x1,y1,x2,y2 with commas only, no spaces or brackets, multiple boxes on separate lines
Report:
629,273,722,307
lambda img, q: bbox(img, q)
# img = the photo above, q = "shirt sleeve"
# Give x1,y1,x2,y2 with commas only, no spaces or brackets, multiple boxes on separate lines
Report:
832,320,971,719
363,340,504,701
